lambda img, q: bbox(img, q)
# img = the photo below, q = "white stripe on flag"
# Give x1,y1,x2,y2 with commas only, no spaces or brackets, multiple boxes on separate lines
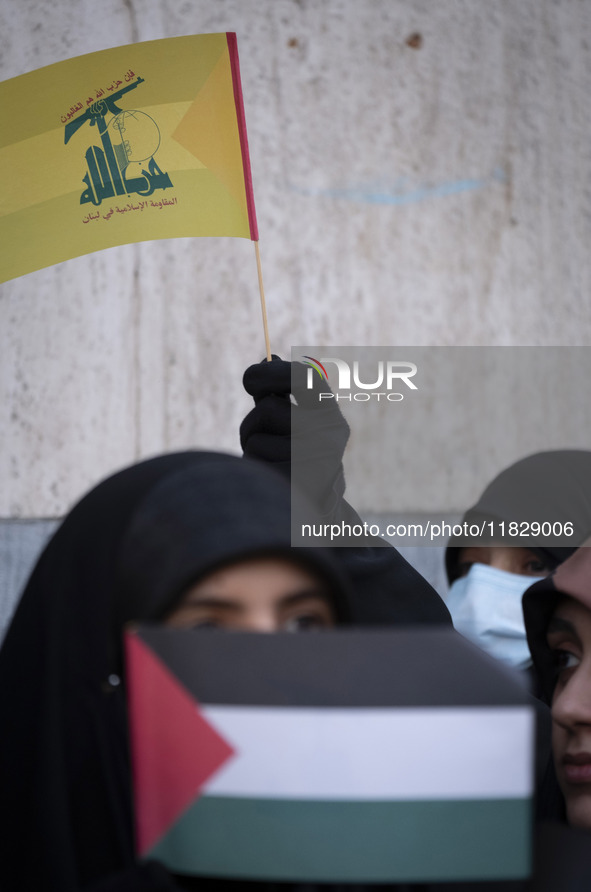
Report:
201,706,533,800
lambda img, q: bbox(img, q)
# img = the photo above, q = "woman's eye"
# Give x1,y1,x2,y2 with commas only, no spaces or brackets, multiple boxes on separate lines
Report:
189,618,221,630
552,649,580,672
524,559,549,575
283,613,327,632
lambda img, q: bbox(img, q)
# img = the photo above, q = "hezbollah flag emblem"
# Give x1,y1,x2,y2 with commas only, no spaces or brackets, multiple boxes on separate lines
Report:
0,33,257,283
125,627,534,884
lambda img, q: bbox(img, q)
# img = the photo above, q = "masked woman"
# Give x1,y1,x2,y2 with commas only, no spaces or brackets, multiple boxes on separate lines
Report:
444,451,591,672
0,451,351,891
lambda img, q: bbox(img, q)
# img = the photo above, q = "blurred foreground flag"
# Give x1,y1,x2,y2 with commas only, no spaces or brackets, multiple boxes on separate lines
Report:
0,33,258,283
125,627,534,884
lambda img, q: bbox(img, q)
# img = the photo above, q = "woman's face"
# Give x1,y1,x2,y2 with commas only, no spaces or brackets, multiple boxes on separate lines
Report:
457,546,552,578
164,556,335,633
547,596,591,831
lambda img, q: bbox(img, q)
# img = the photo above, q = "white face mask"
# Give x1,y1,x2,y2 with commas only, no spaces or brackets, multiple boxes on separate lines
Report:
445,563,544,670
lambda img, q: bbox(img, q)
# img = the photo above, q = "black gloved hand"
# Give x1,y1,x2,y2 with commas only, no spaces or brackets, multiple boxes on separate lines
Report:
240,356,350,516
240,355,292,475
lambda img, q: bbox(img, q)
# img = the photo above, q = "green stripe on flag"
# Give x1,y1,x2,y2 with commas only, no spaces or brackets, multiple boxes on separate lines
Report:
148,795,531,883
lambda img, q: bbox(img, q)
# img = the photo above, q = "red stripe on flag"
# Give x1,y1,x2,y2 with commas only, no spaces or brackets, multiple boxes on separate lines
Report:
125,631,235,856
226,32,259,241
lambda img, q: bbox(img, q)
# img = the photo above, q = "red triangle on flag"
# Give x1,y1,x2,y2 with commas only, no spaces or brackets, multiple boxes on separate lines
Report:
125,631,236,855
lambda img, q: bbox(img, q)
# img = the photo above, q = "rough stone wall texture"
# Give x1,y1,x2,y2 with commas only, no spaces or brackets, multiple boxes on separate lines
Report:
1,0,590,518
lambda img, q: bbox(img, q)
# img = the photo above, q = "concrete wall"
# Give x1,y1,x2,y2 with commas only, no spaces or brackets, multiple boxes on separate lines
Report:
1,0,590,628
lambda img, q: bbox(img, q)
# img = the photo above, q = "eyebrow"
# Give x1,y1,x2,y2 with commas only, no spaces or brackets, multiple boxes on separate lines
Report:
546,616,578,637
181,597,239,613
184,588,331,612
278,589,332,609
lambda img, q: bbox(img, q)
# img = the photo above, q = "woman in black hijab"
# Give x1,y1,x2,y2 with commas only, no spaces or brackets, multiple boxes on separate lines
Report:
445,451,591,586
0,451,351,892
518,544,591,888
523,541,591,822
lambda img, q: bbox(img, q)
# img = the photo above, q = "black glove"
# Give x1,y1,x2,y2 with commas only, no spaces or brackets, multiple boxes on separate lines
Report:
240,355,292,475
240,356,350,517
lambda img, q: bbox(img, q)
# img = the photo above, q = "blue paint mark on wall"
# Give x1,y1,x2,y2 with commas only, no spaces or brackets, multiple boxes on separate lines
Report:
289,167,507,207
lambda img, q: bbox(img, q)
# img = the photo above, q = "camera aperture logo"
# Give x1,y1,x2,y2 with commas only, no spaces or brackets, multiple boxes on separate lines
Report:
302,355,418,403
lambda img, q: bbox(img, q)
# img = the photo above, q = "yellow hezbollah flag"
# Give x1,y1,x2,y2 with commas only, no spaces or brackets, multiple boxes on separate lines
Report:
0,33,258,283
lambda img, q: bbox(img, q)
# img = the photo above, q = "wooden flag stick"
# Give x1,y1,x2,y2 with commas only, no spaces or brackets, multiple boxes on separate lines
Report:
254,241,272,361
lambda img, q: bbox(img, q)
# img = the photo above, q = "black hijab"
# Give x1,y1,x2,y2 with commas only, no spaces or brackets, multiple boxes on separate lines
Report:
521,544,591,874
0,452,351,892
445,451,591,584
523,539,591,705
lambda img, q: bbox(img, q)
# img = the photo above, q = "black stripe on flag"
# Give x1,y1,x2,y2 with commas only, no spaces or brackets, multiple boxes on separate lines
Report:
133,627,530,708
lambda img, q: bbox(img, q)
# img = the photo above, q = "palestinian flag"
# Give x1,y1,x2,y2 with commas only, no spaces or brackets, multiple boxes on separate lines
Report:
125,627,534,884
